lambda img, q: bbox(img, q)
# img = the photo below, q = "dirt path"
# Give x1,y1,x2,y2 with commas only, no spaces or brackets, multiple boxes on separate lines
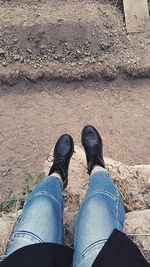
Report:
0,0,150,84
0,78,150,196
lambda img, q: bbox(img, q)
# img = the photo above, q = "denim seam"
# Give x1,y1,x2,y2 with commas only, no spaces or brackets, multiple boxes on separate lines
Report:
83,190,116,203
25,191,62,208
12,230,44,243
74,239,107,267
116,193,124,230
57,219,64,244
115,192,120,229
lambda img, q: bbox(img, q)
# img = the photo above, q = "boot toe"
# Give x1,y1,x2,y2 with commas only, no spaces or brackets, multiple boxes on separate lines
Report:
82,125,101,147
55,134,74,156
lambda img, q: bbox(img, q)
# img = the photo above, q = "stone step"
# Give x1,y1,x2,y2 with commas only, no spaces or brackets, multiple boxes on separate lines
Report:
0,1,125,58
0,0,150,84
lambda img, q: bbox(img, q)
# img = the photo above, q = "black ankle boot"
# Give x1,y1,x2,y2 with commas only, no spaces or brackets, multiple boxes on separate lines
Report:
49,134,74,188
81,125,105,175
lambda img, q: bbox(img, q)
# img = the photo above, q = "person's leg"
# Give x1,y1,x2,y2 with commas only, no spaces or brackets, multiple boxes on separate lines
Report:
7,133,74,256
6,174,64,256
73,167,125,267
73,126,125,267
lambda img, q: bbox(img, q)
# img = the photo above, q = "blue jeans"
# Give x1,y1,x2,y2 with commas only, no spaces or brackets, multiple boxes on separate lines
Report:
6,171,125,267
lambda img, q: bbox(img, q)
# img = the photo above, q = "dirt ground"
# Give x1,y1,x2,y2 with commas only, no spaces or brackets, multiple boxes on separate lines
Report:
0,0,150,206
0,78,150,197
0,0,150,83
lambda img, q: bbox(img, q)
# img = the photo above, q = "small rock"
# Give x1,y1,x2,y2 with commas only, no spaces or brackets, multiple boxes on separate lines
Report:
84,57,89,62
20,56,24,62
70,62,76,67
85,42,90,48
90,58,97,64
65,42,71,49
0,49,6,56
54,55,59,60
1,62,7,67
13,38,18,44
26,48,32,54
76,50,81,55
85,51,91,56
57,18,64,23
0,167,11,176
13,54,20,61
40,44,47,49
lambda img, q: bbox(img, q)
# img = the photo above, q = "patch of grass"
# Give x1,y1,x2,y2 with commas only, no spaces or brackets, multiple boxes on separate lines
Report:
0,172,45,214
0,195,17,214
18,172,45,208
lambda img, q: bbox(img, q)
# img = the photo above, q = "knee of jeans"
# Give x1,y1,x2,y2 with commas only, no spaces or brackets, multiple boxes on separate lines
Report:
80,193,116,220
89,173,122,197
84,189,117,205
80,192,126,230
25,191,63,210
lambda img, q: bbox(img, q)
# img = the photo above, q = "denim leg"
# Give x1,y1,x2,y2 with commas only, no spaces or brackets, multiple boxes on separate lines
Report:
73,171,125,267
6,176,64,256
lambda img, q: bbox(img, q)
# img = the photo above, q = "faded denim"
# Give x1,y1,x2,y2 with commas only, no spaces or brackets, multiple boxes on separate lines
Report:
6,171,125,267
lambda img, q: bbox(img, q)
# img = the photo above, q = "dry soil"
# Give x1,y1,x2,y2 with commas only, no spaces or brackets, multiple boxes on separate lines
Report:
0,78,150,197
